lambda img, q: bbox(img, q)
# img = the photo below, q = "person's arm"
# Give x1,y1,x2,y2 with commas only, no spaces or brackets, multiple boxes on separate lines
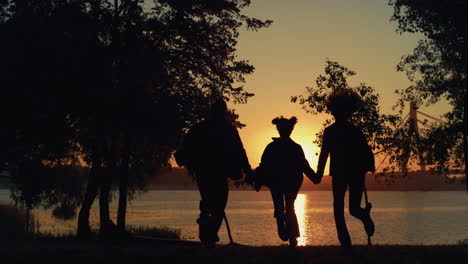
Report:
298,145,318,183
232,126,252,174
316,129,330,178
259,143,273,168
358,130,375,173
174,129,193,167
366,143,375,173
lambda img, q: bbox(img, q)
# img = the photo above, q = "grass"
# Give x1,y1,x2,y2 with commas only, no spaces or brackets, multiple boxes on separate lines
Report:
2,203,465,263
32,226,181,241
126,225,181,240
0,242,465,264
1,202,181,242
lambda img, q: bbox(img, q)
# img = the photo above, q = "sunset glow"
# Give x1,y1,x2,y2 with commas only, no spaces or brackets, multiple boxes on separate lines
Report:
229,0,450,173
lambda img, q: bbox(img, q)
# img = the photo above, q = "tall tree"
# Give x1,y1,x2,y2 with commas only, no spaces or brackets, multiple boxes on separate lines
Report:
0,0,102,228
1,0,271,237
390,0,468,190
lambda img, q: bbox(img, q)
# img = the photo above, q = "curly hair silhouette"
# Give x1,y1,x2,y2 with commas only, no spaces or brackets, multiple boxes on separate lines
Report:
326,89,361,119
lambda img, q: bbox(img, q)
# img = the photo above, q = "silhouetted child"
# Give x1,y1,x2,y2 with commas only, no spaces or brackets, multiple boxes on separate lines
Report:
175,100,252,247
316,89,375,251
258,116,318,247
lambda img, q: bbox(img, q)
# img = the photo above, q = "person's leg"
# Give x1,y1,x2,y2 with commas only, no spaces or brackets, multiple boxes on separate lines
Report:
210,178,229,241
332,177,352,248
284,191,299,247
196,176,212,244
348,174,365,220
349,174,374,236
270,188,288,241
284,177,302,246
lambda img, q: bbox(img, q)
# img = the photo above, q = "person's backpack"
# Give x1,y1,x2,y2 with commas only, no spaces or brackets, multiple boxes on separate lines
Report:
248,165,270,191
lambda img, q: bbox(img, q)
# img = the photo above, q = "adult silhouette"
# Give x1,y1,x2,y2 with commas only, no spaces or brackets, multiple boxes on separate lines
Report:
316,89,375,251
175,100,252,247
257,116,318,247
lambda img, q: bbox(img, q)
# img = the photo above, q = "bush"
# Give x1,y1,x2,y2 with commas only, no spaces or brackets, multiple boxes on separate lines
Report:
458,239,468,246
0,203,39,239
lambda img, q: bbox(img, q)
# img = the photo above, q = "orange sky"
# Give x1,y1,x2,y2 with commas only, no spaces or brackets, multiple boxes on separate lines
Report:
229,0,450,171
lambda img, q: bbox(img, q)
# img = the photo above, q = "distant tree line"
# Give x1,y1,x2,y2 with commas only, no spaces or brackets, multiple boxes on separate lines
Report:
0,0,271,237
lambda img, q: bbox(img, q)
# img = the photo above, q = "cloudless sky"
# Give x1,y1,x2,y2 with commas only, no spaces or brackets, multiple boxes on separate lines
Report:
230,0,449,170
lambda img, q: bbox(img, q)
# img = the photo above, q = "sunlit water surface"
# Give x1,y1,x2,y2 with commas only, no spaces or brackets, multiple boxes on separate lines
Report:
0,190,467,246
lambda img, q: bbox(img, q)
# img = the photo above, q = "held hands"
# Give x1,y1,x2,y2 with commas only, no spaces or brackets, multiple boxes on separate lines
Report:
244,168,255,185
244,167,263,192
314,170,324,184
312,174,322,185
306,170,322,185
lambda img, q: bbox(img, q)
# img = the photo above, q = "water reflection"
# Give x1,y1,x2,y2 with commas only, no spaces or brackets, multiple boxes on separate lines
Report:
295,193,308,246
1,190,465,245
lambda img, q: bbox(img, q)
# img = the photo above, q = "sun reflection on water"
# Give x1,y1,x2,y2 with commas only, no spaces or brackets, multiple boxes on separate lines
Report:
295,193,308,246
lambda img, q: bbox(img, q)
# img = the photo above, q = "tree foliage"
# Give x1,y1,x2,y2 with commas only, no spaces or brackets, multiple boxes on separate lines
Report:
389,0,467,189
291,60,446,182
292,59,399,152
0,0,271,230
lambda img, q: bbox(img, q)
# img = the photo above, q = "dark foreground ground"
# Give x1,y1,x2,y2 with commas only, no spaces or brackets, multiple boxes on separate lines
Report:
1,239,466,264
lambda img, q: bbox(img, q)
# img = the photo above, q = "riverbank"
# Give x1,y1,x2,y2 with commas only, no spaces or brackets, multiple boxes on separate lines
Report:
1,239,466,264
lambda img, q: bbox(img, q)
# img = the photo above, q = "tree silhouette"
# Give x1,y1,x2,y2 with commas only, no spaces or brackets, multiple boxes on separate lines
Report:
290,60,439,182
390,0,468,190
0,1,101,229
292,59,399,155
0,0,271,238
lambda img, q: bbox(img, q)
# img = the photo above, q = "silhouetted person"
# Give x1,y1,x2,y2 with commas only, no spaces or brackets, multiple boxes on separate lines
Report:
258,116,318,247
175,100,252,247
316,89,375,251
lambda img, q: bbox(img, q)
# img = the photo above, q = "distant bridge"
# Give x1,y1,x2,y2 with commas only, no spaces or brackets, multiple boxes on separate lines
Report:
374,101,444,172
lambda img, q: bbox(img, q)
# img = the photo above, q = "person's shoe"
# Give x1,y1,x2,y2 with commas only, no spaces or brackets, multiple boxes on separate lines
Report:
197,217,211,243
276,218,288,241
202,241,216,248
363,214,375,237
289,237,298,248
341,243,354,256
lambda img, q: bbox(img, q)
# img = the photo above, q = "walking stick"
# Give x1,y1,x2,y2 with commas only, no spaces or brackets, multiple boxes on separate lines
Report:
224,213,234,245
363,184,372,246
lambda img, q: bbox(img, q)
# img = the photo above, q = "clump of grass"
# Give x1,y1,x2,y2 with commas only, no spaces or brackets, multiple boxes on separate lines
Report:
127,225,181,240
33,225,181,241
0,203,39,239
457,239,468,246
34,231,77,241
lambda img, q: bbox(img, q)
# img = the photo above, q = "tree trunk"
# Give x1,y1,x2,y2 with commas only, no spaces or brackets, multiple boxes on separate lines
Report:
25,208,30,233
77,157,100,237
116,158,129,232
117,134,130,232
99,133,117,235
98,167,113,234
464,69,468,192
